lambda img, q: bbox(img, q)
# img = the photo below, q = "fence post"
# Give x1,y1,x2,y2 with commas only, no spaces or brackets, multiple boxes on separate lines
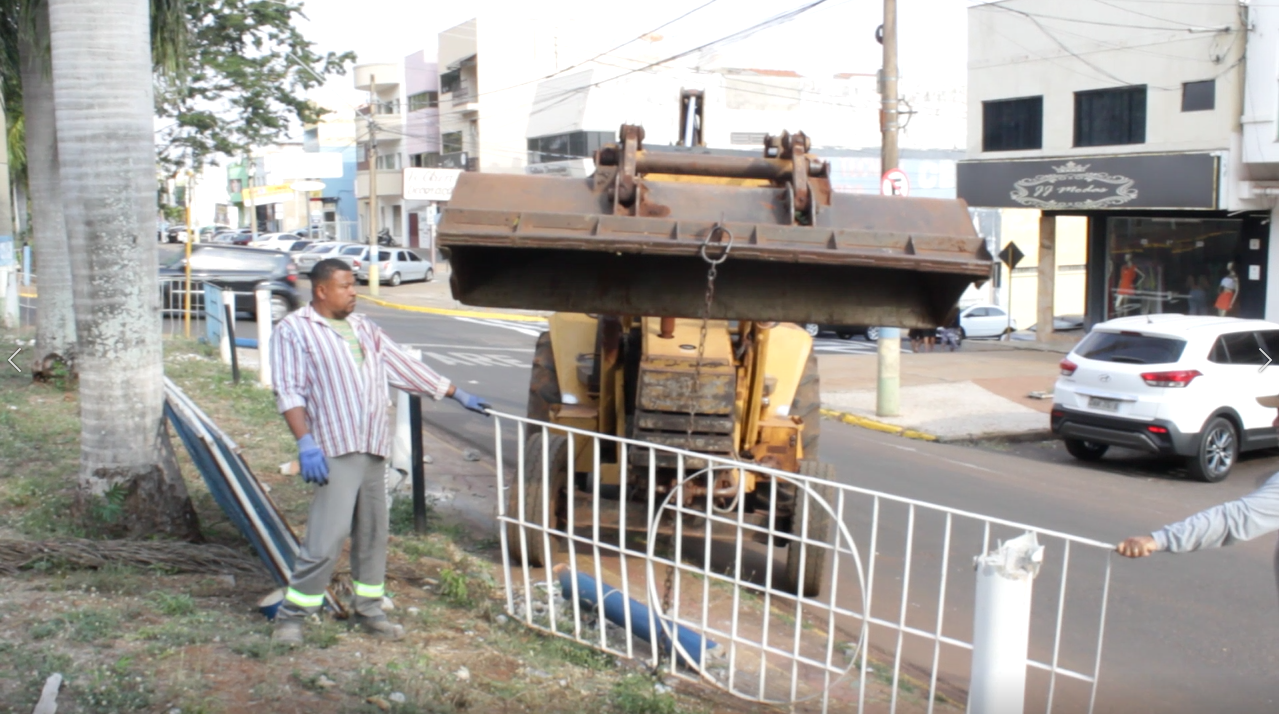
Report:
968,532,1044,714
0,266,17,328
409,394,426,534
393,388,411,476
254,285,272,388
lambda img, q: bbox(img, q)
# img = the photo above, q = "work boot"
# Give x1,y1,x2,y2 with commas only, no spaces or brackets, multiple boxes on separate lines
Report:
352,613,405,641
272,617,304,646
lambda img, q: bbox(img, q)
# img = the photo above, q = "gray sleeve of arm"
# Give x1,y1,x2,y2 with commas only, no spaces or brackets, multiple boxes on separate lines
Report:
1152,474,1279,552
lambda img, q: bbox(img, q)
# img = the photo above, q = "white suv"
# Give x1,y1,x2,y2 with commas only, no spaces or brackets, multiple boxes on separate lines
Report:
1052,315,1279,482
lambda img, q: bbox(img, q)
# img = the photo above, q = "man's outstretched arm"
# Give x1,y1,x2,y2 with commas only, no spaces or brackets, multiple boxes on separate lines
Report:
1118,473,1279,558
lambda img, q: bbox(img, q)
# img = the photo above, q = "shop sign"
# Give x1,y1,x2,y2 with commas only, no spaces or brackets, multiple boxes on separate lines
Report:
958,153,1218,210
403,168,462,201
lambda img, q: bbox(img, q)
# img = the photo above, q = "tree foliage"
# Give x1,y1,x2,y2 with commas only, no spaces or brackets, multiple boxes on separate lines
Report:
155,0,356,175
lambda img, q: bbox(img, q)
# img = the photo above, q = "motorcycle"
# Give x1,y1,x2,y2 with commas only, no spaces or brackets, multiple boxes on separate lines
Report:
376,228,398,247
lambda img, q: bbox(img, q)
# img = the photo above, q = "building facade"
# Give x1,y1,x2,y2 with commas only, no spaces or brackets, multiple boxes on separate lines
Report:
959,0,1256,331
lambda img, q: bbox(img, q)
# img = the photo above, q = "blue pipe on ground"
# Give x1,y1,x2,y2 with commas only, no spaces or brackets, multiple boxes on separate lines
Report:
552,563,717,667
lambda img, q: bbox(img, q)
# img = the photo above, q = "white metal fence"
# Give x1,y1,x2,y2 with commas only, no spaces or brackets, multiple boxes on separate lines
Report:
491,411,1115,714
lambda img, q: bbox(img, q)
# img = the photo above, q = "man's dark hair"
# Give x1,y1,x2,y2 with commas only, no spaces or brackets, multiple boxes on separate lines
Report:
310,258,352,285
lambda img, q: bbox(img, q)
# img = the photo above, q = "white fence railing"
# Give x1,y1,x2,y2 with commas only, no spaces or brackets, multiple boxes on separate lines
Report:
491,411,1114,714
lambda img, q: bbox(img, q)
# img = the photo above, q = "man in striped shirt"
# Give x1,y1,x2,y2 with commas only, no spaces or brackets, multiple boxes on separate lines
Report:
269,258,491,644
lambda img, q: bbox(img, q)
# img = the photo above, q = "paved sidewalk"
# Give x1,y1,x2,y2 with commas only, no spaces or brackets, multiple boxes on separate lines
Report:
819,340,1069,442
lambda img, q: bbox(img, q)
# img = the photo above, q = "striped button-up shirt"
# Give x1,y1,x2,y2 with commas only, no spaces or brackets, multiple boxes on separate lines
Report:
270,304,451,458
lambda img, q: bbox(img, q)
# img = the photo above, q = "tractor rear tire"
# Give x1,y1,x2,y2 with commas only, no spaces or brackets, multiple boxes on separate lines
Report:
784,460,836,598
792,348,821,460
506,431,570,568
527,331,562,422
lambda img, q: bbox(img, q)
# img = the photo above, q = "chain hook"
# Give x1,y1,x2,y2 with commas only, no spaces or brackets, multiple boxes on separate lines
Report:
699,223,734,266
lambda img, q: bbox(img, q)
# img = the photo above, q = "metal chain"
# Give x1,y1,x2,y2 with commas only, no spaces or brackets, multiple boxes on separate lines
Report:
659,222,733,666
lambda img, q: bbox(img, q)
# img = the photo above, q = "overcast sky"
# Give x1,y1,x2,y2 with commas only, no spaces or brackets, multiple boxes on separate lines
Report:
294,0,968,115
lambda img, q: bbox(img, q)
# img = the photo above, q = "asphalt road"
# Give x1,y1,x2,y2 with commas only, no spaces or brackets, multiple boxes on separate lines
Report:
362,300,1279,714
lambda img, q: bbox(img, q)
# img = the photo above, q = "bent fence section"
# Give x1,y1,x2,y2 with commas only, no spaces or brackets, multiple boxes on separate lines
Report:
489,411,1114,714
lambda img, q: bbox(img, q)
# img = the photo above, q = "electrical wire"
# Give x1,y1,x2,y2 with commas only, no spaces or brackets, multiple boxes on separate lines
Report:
435,0,724,108
976,2,1233,32
516,0,833,117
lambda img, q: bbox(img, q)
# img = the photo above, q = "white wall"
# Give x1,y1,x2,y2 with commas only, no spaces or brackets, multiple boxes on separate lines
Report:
967,0,1245,159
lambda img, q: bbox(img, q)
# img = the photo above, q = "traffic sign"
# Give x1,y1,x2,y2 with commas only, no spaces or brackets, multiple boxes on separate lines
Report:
880,168,910,197
998,242,1025,270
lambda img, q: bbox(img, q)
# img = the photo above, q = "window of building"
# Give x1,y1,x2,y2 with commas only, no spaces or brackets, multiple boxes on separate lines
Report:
981,96,1043,152
526,131,614,163
1074,85,1146,147
375,153,401,170
410,152,441,168
1181,80,1215,112
1105,217,1242,320
440,70,461,94
442,131,464,154
408,91,438,112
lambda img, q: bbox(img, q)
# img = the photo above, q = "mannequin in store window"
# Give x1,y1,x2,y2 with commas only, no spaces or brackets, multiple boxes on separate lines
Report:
1215,262,1239,317
1115,253,1143,316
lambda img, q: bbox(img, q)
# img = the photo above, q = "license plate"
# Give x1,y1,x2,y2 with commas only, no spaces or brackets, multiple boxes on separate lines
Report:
1088,396,1120,412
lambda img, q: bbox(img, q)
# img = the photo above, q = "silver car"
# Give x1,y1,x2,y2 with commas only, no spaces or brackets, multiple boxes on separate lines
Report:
294,241,346,273
357,248,434,286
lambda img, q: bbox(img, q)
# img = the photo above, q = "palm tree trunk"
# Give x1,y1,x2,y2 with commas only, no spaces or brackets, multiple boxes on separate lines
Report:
48,0,199,538
19,1,77,373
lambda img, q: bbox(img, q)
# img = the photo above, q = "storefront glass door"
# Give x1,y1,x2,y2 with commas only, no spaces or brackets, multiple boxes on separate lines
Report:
1105,217,1242,319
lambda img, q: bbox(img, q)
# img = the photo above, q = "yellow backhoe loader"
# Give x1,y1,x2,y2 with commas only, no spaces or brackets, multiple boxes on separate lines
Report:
438,91,991,596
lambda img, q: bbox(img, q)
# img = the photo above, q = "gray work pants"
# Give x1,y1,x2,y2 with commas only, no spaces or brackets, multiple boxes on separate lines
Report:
281,452,388,619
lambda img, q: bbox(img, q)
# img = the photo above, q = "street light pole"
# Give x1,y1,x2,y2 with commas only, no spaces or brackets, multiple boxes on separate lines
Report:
876,0,901,418
367,76,380,296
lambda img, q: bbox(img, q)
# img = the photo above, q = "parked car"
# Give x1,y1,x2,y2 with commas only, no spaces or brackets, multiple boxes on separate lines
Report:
356,248,434,286
1052,315,1279,482
957,304,1016,338
249,233,302,250
335,244,372,272
198,224,235,240
284,240,314,254
800,323,882,341
210,231,246,244
294,241,345,273
157,244,300,322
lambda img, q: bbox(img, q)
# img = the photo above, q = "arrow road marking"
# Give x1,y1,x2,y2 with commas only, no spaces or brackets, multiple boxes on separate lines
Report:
1262,349,1273,373
7,348,20,373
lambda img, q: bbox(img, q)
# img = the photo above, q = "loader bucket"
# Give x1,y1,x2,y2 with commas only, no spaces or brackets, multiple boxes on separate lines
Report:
439,164,992,327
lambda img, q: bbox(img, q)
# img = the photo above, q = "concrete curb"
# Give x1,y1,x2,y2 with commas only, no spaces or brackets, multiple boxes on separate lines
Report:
936,429,1054,444
356,294,548,322
819,408,938,442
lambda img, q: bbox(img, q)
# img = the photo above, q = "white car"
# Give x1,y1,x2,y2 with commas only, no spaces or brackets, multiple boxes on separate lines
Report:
1052,315,1279,482
294,241,346,272
249,233,301,250
958,304,1016,338
356,248,434,286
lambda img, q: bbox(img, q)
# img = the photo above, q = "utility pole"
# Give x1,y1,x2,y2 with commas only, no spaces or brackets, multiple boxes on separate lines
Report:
367,76,381,296
247,158,258,243
876,0,901,418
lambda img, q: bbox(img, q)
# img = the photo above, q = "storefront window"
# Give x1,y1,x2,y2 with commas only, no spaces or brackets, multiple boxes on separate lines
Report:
1105,217,1242,319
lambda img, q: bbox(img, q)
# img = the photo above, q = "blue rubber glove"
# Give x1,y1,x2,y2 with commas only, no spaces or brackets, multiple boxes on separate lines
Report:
449,387,492,416
297,434,329,486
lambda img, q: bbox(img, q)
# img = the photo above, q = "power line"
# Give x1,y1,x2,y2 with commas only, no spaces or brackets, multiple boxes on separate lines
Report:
976,2,1234,32
519,0,833,116
439,0,724,107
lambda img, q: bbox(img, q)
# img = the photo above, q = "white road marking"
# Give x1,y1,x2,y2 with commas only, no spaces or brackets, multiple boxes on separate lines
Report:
422,351,529,368
403,343,534,352
454,317,547,337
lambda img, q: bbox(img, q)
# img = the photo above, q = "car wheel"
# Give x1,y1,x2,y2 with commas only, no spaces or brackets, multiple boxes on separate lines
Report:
1187,416,1237,483
865,326,880,342
424,268,434,283
1064,439,1108,462
269,294,290,323
389,272,402,287
803,323,820,337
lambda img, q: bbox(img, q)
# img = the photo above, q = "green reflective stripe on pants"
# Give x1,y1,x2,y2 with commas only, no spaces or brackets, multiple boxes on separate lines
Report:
353,581,384,598
286,588,324,608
